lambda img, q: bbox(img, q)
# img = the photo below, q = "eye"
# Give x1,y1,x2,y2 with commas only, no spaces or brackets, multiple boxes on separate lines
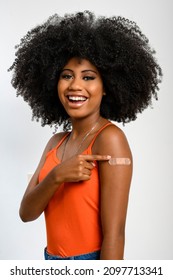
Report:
60,74,73,80
83,76,95,81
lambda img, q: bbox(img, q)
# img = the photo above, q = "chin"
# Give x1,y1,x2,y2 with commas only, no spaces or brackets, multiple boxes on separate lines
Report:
65,109,89,119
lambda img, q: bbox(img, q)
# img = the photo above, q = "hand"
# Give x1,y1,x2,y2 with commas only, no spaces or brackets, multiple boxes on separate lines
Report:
54,154,111,184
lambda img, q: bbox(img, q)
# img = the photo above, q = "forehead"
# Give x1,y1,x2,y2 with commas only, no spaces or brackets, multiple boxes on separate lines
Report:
63,57,98,72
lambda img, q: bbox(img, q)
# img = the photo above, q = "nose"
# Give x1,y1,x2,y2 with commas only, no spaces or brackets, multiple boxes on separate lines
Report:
68,77,82,91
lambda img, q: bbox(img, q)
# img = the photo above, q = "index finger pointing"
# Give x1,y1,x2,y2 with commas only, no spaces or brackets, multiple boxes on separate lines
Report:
81,154,111,162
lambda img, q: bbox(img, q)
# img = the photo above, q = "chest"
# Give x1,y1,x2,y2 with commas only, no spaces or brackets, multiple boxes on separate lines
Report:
56,133,98,162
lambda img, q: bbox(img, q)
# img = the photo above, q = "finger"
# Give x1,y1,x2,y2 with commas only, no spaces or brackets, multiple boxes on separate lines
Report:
81,174,91,181
79,154,111,162
84,161,96,170
83,168,91,176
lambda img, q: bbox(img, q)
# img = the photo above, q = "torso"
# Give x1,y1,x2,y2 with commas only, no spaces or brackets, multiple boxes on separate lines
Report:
53,119,111,161
39,120,115,257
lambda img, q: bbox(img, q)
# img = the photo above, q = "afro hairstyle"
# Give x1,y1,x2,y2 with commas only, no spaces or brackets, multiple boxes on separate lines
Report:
9,10,162,130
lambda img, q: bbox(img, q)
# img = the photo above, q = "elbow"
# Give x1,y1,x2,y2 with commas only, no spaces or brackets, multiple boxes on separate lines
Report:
19,215,28,223
19,207,37,223
19,208,30,223
20,216,29,223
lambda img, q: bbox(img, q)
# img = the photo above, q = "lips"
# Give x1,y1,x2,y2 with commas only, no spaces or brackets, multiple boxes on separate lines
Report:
66,95,88,105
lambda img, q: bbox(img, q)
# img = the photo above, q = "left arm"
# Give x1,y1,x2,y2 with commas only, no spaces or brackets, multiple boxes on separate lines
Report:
94,125,133,259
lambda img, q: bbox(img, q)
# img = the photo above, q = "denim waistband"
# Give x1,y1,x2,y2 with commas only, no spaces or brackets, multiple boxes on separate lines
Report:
44,248,100,260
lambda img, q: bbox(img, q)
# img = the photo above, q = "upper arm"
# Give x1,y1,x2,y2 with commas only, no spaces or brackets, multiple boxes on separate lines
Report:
23,133,64,196
94,125,133,238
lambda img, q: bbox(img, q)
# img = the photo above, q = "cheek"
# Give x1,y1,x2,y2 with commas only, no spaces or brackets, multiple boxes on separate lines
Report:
91,84,104,99
93,80,104,94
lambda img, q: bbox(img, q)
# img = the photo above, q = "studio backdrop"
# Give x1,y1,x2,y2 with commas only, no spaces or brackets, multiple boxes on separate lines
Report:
0,0,172,259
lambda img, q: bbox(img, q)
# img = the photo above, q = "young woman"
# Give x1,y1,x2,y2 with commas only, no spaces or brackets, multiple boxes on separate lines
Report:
9,11,162,260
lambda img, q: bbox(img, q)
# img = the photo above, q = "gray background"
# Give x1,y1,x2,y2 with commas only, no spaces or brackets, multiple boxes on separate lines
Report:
1,0,172,259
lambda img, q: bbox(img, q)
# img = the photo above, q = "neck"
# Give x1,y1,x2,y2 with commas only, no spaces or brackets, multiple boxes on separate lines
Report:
70,114,101,139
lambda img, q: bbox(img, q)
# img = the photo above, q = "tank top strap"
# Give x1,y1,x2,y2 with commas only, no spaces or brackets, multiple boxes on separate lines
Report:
54,132,70,150
87,121,113,152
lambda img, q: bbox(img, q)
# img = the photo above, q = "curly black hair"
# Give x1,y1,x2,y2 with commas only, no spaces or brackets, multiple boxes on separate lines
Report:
9,11,162,130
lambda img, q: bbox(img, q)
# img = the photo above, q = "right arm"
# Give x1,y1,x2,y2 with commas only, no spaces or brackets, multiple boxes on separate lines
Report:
19,135,110,222
19,134,62,222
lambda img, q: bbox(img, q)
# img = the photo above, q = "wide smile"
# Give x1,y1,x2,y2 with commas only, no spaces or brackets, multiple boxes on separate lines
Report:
66,95,88,108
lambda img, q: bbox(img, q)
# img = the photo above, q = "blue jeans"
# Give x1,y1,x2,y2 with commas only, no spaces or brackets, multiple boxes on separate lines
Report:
44,248,100,260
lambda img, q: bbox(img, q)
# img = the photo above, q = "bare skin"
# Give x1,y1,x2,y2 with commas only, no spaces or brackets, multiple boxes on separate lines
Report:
94,125,132,259
19,57,132,260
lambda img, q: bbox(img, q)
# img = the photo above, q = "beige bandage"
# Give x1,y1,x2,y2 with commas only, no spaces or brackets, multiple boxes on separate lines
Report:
108,157,131,165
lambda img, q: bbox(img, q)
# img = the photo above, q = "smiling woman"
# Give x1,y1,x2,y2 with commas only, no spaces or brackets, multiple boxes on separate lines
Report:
57,58,104,119
9,11,162,260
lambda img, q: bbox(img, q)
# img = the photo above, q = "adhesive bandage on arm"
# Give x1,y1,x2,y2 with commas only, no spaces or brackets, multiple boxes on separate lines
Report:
108,157,131,165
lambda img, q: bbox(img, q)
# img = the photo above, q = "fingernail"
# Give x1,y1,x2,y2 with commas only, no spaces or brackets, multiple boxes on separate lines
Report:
107,155,111,159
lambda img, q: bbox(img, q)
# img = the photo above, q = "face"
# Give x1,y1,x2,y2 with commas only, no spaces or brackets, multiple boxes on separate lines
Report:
57,57,104,119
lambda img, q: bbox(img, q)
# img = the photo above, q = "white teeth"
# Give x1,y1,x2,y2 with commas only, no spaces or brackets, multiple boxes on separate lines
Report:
68,96,87,101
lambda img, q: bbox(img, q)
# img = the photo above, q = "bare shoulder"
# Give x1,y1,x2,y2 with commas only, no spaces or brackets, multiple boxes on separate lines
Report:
47,132,68,151
30,131,68,178
97,123,127,142
93,123,132,158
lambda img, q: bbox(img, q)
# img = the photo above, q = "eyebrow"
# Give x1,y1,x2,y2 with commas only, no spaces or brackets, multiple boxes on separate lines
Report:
61,69,98,74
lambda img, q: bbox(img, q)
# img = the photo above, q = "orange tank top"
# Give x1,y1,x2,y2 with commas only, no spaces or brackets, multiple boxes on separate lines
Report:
39,122,112,257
